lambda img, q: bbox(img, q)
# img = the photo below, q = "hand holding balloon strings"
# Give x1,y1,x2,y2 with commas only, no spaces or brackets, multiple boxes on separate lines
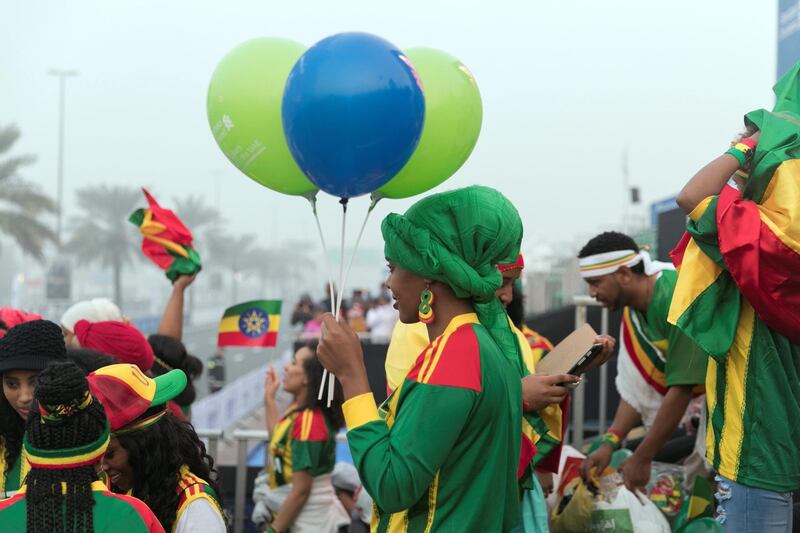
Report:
283,33,424,406
307,194,338,405
209,34,482,408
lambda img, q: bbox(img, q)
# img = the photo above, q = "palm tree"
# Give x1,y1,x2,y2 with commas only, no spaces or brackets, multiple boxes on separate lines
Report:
66,185,141,306
206,232,268,302
172,195,222,320
0,123,57,260
172,195,222,240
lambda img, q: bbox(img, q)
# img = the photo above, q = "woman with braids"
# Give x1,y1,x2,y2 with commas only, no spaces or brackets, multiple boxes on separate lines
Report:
0,360,164,532
0,320,67,498
252,341,349,533
87,363,225,533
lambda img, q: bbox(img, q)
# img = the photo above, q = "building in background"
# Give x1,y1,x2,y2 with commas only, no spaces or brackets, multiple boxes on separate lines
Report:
524,196,680,315
779,0,800,78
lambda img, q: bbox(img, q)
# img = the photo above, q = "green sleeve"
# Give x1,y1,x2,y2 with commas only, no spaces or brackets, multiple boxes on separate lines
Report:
664,327,708,386
344,383,476,513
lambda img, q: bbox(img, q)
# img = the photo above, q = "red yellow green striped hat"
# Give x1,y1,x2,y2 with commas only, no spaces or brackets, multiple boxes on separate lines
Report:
24,419,110,470
87,363,186,432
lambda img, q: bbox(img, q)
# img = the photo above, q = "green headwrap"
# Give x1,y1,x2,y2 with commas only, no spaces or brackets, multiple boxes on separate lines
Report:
381,185,523,364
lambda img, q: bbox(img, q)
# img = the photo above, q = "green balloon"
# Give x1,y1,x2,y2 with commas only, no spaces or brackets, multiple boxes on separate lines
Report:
377,48,482,199
207,38,316,196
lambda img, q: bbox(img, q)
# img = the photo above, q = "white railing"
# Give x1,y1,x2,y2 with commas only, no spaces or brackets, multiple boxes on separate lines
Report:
195,428,348,533
569,296,610,447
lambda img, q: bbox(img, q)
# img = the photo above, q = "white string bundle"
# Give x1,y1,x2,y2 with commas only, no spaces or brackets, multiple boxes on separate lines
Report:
309,195,380,407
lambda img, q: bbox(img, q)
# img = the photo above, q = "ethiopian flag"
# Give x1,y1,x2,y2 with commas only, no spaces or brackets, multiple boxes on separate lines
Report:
129,189,201,282
668,62,800,493
218,300,281,347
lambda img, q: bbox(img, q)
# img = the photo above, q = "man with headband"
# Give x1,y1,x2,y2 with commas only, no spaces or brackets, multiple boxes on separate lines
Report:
578,231,707,493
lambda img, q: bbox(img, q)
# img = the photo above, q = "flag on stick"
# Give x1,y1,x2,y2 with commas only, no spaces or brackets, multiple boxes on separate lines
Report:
218,300,282,347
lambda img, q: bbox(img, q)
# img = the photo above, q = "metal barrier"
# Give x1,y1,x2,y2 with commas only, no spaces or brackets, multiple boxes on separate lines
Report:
196,428,224,461
196,428,348,533
570,296,610,447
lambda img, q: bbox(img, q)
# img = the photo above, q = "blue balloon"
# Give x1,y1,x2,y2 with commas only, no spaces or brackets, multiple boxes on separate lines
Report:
282,32,425,198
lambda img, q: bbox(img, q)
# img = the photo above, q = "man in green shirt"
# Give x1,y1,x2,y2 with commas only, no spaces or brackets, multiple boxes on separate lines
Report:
578,231,707,492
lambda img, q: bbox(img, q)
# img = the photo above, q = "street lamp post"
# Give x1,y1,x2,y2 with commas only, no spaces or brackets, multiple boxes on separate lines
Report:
48,68,78,247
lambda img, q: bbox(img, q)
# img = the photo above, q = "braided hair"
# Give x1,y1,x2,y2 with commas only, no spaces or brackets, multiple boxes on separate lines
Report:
25,361,108,533
114,411,222,531
0,386,24,483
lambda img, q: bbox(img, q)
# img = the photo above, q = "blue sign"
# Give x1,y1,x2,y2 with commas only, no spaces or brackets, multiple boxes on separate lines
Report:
779,0,800,78
650,195,678,226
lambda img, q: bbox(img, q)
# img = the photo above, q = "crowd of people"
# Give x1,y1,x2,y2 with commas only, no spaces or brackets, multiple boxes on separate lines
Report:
291,285,398,343
251,98,798,533
0,274,224,532
2,76,799,533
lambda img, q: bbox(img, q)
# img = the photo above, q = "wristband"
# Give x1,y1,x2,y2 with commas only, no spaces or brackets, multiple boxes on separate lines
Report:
725,137,757,169
600,428,623,450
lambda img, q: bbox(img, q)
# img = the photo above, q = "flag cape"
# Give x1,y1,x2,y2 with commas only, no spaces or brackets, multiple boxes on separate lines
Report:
129,189,201,282
218,300,281,347
668,63,800,493
669,62,800,353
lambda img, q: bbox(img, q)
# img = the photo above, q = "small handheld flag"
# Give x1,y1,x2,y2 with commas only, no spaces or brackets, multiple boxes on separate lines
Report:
129,189,201,282
218,300,282,348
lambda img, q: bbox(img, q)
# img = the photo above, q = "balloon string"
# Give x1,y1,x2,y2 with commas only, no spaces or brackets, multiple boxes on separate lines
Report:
326,199,349,407
334,199,348,320
339,195,380,320
307,194,336,402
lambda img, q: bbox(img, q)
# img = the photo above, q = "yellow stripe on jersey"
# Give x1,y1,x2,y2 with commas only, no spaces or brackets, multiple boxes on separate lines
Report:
425,471,440,533
717,302,755,481
420,314,479,384
705,358,718,465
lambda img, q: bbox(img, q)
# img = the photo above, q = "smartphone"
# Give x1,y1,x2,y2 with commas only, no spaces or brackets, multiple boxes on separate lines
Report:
567,343,604,375
558,344,604,388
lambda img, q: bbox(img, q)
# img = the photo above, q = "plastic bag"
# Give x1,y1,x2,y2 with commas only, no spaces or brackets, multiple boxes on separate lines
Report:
646,462,685,518
592,486,671,533
551,476,596,533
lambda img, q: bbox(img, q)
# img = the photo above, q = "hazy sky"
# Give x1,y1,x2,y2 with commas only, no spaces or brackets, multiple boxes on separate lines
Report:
0,1,779,268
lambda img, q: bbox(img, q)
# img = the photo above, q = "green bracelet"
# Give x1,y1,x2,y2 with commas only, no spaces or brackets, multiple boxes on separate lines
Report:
725,147,748,168
600,431,622,450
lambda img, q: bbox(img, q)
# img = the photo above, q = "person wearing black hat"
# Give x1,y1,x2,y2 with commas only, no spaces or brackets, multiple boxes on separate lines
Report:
0,320,67,497
0,360,165,532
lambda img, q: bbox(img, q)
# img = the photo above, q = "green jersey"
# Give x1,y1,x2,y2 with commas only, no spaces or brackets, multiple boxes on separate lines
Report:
344,313,522,532
0,480,165,532
268,405,337,488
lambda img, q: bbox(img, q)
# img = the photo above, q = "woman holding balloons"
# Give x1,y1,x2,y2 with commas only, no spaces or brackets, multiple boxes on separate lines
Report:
209,30,508,531
318,185,525,532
